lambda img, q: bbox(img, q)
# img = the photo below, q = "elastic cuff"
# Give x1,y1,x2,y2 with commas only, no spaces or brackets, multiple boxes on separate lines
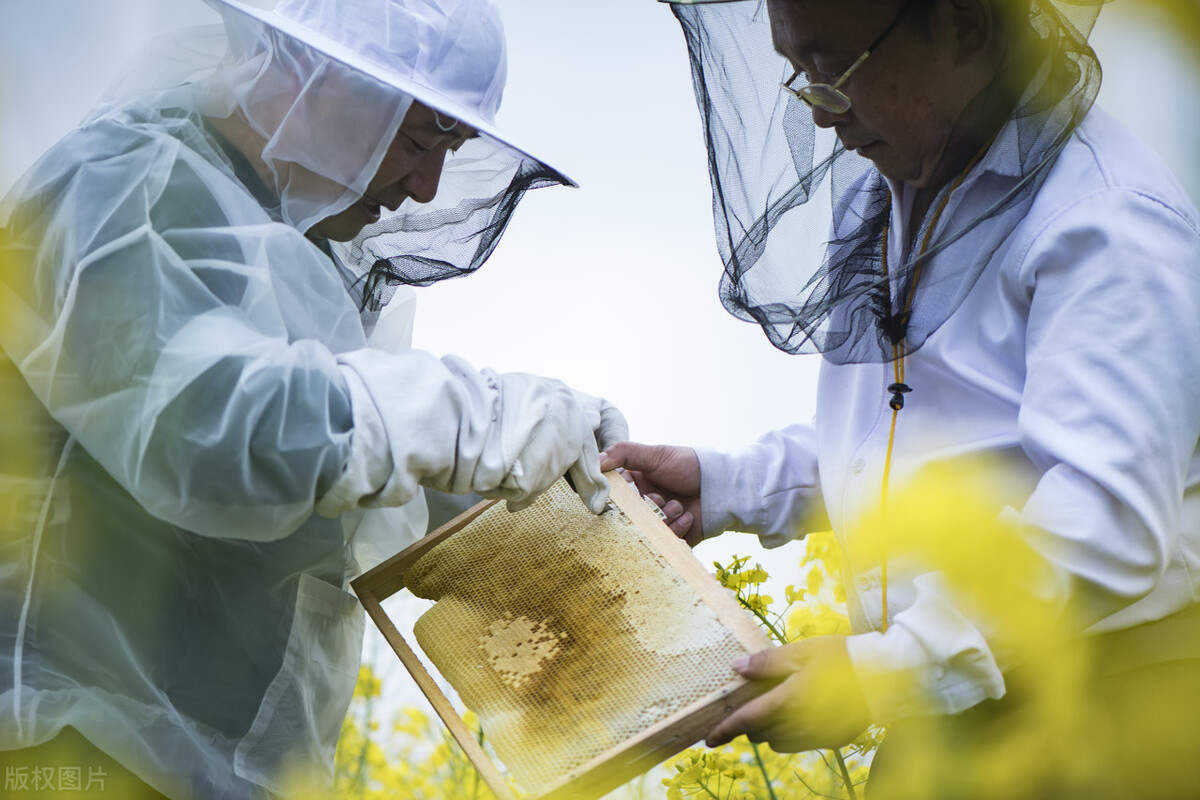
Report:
314,365,394,517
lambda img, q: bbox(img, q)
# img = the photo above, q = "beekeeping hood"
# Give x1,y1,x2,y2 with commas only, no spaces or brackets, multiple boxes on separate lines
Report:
663,0,1107,363
95,0,572,304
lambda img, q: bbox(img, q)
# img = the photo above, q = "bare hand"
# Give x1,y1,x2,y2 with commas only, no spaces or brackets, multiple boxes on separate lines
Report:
706,636,872,752
600,442,703,546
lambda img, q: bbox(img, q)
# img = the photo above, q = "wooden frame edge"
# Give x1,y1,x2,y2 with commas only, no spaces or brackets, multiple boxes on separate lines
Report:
536,677,774,800
351,497,499,601
353,588,519,800
605,474,773,653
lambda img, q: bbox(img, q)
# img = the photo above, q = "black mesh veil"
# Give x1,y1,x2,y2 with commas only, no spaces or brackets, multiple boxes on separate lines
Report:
666,0,1108,363
338,139,567,309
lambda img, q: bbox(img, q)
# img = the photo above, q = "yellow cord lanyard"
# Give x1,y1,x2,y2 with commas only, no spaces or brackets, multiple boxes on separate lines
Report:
876,142,993,633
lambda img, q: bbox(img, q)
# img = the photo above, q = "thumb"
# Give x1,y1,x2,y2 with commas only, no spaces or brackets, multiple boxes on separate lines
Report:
599,440,633,471
733,644,802,680
600,440,660,473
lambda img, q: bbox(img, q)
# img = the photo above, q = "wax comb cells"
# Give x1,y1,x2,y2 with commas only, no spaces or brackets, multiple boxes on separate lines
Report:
407,481,751,792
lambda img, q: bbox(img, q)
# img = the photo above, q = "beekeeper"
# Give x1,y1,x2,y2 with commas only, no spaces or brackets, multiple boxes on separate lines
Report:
604,0,1200,794
0,0,624,797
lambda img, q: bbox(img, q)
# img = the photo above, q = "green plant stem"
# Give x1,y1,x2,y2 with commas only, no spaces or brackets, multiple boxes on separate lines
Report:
751,742,780,800
832,749,857,800
444,730,468,790
793,770,844,800
351,695,373,798
743,598,790,644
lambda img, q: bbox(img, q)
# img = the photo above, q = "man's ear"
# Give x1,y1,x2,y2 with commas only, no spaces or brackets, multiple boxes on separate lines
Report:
944,0,995,64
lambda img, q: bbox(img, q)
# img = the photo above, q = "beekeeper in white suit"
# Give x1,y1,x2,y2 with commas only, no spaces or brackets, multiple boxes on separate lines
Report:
0,0,625,796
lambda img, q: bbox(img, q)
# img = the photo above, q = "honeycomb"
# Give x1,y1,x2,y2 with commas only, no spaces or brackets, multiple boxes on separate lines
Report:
407,480,750,793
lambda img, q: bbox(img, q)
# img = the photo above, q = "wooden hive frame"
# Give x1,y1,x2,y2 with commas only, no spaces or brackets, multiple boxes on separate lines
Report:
350,471,774,800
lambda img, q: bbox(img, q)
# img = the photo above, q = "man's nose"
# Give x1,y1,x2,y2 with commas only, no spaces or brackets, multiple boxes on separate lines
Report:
402,151,448,205
810,105,844,129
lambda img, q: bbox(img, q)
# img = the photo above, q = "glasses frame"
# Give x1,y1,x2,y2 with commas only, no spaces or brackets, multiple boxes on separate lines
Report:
780,0,920,115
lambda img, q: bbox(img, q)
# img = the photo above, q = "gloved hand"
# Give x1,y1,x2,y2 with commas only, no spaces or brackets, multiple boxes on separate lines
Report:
592,396,630,453
315,348,627,519
492,373,629,514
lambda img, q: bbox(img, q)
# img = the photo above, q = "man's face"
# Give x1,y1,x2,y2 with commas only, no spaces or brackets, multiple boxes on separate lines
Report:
768,0,980,187
307,101,474,242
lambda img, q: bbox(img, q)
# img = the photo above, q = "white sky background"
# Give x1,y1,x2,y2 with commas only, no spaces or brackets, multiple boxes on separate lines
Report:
3,0,1200,773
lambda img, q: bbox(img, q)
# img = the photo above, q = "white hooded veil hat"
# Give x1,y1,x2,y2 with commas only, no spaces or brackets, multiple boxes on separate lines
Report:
205,0,568,178
180,0,575,299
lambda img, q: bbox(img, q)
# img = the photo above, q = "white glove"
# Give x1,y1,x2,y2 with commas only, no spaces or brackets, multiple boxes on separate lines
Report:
315,348,627,518
593,396,630,453
493,373,628,514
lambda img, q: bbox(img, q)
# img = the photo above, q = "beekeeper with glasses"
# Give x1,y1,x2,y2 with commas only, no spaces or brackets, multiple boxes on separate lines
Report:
605,0,1200,795
0,0,624,797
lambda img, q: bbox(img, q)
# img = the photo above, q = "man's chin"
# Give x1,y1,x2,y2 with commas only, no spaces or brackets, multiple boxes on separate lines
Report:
306,218,362,243
865,154,928,189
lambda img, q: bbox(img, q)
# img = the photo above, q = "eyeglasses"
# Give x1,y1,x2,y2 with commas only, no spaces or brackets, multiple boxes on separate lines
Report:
780,0,919,115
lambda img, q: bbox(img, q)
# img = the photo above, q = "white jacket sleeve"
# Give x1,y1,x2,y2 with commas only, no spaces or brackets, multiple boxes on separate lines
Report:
696,423,828,547
847,184,1200,722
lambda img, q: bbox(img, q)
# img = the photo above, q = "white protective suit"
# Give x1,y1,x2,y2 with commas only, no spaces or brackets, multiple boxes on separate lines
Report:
0,0,622,797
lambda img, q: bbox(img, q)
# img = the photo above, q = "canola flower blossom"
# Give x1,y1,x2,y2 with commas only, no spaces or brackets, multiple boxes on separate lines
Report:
663,533,876,800
277,662,513,800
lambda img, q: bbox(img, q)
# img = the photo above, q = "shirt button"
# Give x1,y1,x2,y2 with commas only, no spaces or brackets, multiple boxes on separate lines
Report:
855,575,874,591
851,459,866,474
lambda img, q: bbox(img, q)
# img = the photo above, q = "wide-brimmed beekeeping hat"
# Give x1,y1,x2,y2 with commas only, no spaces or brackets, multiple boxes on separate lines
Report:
205,0,567,179
164,0,574,297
